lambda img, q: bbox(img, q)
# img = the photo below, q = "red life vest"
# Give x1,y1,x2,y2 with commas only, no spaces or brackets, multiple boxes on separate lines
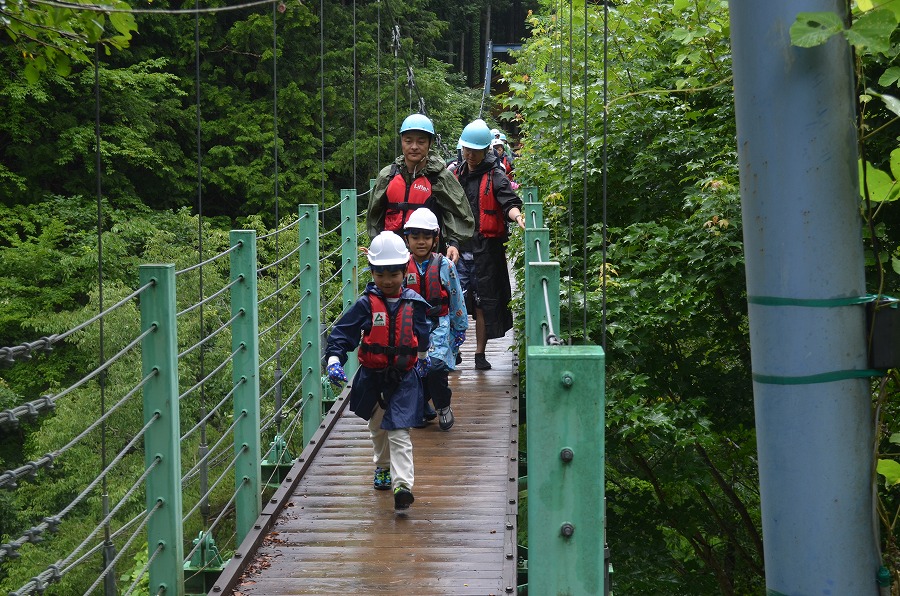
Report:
404,255,449,317
454,167,505,238
383,164,438,232
358,294,418,371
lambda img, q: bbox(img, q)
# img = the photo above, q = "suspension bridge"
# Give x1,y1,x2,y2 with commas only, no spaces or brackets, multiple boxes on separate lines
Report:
0,188,606,595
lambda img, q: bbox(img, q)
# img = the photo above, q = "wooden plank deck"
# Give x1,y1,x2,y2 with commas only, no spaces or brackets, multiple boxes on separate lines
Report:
212,331,520,596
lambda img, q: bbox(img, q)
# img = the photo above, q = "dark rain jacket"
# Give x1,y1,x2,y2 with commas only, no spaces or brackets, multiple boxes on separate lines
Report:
455,152,522,340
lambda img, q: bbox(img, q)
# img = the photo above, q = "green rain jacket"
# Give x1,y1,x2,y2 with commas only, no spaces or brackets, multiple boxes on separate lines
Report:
367,152,475,248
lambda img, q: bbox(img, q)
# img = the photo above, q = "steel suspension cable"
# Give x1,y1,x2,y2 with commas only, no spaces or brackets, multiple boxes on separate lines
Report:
566,0,574,343
92,43,116,596
377,0,381,171
600,0,608,351
193,0,212,528
272,0,285,437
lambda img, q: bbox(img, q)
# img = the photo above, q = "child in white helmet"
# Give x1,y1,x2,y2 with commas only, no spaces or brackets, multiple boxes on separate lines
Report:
402,208,468,431
325,231,432,510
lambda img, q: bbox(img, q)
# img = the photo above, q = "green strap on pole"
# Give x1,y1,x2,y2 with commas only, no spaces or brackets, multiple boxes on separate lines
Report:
139,264,185,596
747,294,884,307
341,189,360,379
229,231,261,544
298,205,322,445
752,369,883,384
526,344,606,595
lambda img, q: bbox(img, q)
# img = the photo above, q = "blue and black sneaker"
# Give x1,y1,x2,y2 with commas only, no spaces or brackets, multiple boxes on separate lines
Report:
393,485,414,510
373,467,391,491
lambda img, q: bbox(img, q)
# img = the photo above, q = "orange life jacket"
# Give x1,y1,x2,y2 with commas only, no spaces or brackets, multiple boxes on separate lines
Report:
358,294,418,371
404,255,449,317
383,164,439,232
454,167,505,238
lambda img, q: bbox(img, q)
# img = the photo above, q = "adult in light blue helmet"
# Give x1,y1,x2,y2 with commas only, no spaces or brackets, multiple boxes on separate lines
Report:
368,113,474,263
452,118,524,371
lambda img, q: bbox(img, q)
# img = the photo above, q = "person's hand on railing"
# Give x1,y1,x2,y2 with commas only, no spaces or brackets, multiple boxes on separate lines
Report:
452,330,466,350
415,355,431,377
326,362,348,390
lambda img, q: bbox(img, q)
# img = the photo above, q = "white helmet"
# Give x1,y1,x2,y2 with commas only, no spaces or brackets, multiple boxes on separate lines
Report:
490,128,500,138
403,208,440,234
367,231,410,267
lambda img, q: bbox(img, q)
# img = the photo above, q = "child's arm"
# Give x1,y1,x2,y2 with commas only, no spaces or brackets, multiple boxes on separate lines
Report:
444,258,469,332
325,297,369,365
412,301,432,358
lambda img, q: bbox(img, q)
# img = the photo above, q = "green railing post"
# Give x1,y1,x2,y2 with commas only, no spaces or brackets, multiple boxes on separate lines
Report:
341,189,360,379
525,344,605,595
298,205,322,445
521,187,543,229
139,264,185,596
229,230,261,544
523,229,551,347
526,262,560,347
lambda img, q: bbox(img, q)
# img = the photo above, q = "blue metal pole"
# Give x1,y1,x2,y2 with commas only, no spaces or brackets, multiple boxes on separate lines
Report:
729,1,878,592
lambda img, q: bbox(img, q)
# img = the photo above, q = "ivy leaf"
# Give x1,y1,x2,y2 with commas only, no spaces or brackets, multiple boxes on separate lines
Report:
878,458,900,487
845,9,896,53
790,11,844,48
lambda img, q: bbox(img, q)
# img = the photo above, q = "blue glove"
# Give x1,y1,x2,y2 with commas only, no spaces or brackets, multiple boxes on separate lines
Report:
415,356,431,377
452,330,466,350
326,362,348,390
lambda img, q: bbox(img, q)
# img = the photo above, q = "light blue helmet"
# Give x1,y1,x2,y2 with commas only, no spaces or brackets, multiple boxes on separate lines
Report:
499,133,507,142
456,138,463,150
459,119,492,150
399,113,435,137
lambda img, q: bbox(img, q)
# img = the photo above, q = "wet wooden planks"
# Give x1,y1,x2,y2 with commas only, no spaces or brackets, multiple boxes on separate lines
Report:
218,331,520,596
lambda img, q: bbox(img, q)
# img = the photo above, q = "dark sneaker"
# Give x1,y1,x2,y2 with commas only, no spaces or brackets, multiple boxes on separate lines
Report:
455,351,462,366
394,485,414,510
423,400,437,421
373,467,391,490
438,406,454,431
474,353,492,370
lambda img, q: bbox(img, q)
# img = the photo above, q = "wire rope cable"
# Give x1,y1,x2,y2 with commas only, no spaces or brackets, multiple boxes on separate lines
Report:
566,0,574,343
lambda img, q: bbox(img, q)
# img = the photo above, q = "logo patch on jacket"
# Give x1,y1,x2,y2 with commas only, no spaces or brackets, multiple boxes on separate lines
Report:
413,182,429,193
406,273,417,286
372,312,387,326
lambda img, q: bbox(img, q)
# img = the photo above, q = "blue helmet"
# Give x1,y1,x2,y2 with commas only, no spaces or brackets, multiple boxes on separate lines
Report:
400,113,435,137
459,119,492,150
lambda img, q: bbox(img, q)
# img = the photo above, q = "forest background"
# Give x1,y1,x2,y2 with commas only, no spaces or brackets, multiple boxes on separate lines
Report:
3,0,900,593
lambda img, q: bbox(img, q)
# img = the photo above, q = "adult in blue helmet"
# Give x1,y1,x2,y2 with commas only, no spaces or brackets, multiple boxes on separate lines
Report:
452,118,525,370
368,113,474,264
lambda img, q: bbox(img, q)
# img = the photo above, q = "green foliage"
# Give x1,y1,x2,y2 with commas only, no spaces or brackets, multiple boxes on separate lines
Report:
501,0,765,592
0,0,137,81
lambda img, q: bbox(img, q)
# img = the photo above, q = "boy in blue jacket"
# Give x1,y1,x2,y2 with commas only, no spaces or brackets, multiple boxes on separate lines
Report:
402,208,468,430
325,231,432,510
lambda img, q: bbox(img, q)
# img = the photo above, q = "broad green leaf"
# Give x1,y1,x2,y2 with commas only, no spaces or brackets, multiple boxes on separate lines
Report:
889,432,900,445
673,0,690,12
891,256,900,275
859,160,899,202
889,148,900,181
109,10,135,37
878,66,900,87
867,88,900,118
845,9,896,53
54,54,71,77
858,0,875,11
877,458,900,486
790,11,844,48
23,61,39,84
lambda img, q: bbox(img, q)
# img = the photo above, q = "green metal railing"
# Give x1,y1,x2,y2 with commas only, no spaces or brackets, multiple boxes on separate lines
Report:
519,187,607,595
